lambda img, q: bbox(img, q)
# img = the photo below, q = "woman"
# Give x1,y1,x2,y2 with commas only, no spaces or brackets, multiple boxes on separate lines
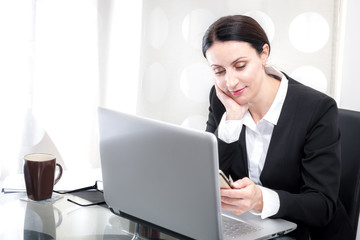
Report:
203,15,354,239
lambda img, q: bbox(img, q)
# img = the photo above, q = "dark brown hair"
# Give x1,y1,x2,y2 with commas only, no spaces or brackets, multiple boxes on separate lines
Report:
202,15,270,58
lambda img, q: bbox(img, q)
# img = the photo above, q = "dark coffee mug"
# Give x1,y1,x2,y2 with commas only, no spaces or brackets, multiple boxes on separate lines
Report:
24,153,63,201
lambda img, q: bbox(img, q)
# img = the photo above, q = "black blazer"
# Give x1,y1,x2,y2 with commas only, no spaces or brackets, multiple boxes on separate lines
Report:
206,74,355,239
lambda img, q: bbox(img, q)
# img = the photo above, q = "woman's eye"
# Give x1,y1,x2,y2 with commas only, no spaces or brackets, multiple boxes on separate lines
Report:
214,69,225,75
235,64,245,69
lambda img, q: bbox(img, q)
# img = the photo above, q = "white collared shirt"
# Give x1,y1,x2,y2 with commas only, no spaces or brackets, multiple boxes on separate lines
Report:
217,66,288,219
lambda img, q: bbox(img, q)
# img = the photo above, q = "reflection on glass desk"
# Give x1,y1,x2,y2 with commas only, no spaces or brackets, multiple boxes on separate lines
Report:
0,191,178,240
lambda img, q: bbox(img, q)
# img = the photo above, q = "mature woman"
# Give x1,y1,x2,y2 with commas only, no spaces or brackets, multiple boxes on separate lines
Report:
203,15,354,239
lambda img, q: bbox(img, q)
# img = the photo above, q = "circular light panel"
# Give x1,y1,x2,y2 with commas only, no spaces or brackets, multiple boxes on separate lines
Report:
290,66,328,93
289,12,329,53
182,9,216,49
146,7,168,49
181,115,207,131
245,11,275,42
180,63,213,102
142,62,168,103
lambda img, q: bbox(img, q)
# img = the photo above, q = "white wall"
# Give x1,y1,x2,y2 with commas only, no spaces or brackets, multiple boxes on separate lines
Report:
337,1,360,238
339,0,360,111
137,0,340,130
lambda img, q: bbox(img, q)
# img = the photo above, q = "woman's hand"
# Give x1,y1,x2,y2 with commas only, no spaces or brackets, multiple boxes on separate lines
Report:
214,79,248,120
220,177,263,215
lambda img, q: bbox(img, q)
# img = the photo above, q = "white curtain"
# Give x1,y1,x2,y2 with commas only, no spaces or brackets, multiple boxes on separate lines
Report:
0,0,36,179
0,0,142,181
32,0,99,171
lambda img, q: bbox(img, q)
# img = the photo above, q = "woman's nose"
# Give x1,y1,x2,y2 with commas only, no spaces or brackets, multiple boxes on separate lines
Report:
225,69,238,89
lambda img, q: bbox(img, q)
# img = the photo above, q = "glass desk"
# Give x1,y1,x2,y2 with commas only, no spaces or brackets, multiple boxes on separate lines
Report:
0,175,296,240
0,191,177,240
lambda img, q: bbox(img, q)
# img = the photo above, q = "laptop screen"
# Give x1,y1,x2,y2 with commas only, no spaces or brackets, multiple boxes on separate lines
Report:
98,107,223,239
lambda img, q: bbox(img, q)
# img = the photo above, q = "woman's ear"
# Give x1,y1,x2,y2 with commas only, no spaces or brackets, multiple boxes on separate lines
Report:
260,44,270,66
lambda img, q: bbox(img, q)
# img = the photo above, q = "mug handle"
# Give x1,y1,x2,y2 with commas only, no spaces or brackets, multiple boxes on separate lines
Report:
53,206,63,228
54,163,63,185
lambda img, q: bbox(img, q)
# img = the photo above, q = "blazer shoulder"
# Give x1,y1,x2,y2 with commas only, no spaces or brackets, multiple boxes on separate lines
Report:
285,74,337,108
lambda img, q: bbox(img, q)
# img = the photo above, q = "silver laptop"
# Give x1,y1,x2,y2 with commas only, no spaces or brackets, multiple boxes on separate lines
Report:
98,107,296,240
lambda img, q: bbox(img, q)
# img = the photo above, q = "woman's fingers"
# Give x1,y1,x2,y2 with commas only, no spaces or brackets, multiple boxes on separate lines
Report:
220,178,263,214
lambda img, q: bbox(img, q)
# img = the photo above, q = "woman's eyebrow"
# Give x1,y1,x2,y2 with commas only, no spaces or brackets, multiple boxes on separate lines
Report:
210,64,222,67
231,57,247,65
210,57,247,67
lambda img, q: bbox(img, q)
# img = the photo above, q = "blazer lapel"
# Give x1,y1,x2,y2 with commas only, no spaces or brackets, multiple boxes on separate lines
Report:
239,125,249,177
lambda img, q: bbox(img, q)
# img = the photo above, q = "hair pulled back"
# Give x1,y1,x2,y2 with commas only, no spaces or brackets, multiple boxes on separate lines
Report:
202,15,270,58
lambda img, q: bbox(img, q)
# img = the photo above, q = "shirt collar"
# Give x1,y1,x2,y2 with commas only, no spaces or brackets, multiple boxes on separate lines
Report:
262,66,288,125
243,66,288,128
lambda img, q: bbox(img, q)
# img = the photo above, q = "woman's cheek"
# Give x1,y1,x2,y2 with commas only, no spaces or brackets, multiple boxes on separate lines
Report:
216,78,228,92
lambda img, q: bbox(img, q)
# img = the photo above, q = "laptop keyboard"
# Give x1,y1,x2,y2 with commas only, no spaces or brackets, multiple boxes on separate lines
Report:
222,216,263,238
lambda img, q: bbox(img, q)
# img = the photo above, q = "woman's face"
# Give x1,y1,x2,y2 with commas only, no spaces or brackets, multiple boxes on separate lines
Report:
205,41,268,106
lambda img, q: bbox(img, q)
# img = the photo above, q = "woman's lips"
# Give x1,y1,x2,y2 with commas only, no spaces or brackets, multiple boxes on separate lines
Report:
230,87,246,96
